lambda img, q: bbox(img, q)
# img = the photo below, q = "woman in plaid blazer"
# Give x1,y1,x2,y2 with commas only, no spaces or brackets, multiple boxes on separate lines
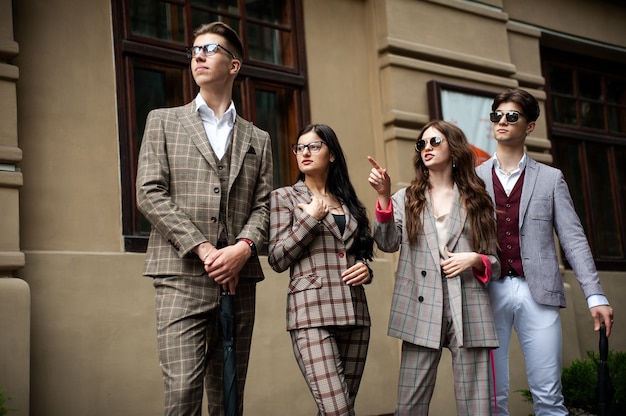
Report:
268,124,375,416
368,120,500,416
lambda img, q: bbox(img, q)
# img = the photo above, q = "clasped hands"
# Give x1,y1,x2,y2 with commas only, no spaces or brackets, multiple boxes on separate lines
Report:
196,241,252,294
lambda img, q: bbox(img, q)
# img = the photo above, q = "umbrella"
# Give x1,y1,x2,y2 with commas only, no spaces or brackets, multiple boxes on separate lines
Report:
597,324,614,416
219,290,238,416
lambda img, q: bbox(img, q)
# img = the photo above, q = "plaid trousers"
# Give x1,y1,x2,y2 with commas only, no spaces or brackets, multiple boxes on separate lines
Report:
154,275,256,416
395,276,491,416
290,325,370,416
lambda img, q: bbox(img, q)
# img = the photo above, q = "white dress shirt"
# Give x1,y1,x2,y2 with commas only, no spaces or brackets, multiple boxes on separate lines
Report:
195,94,236,160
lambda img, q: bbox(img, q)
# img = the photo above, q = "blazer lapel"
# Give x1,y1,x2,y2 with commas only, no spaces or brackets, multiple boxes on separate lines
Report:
228,116,252,189
340,203,357,241
423,191,442,267
179,102,216,168
445,185,465,347
482,159,496,201
519,158,539,229
445,185,465,251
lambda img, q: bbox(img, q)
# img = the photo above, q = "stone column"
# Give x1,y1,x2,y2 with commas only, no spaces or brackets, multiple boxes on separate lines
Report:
0,0,30,414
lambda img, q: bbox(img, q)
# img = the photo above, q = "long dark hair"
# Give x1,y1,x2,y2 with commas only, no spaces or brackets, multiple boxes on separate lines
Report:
405,120,497,253
296,124,374,261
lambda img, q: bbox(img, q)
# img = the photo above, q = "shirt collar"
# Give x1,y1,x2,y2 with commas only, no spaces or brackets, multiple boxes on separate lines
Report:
493,152,527,173
194,94,237,124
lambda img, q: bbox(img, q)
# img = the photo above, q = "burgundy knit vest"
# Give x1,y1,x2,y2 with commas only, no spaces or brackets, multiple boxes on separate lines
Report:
493,168,525,278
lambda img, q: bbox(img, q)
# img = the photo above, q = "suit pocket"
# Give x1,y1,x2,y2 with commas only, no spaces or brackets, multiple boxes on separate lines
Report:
528,197,552,221
288,274,322,294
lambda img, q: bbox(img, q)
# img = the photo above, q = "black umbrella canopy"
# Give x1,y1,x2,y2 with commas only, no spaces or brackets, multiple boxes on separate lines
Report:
597,325,614,416
219,291,238,416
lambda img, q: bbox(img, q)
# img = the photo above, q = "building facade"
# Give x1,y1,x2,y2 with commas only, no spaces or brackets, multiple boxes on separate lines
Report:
1,0,625,415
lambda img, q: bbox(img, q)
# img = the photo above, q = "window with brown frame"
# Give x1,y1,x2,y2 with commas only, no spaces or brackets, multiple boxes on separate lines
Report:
112,0,309,252
542,46,626,271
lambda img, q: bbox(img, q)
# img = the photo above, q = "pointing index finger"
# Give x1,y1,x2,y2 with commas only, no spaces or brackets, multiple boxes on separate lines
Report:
368,156,382,170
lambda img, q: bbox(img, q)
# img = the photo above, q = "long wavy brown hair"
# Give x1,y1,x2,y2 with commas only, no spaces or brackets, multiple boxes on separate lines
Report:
405,120,497,253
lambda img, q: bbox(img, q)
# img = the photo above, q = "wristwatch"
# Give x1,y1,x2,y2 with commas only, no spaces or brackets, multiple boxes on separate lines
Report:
237,238,257,257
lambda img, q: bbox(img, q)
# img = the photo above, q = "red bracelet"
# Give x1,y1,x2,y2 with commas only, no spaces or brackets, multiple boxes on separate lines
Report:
238,238,257,257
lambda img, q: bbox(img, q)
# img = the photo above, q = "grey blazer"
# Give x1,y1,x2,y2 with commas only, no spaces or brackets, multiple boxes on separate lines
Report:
374,187,499,350
476,157,605,307
136,101,273,280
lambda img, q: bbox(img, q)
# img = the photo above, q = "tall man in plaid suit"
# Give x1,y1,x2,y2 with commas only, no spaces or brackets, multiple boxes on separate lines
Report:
136,22,273,415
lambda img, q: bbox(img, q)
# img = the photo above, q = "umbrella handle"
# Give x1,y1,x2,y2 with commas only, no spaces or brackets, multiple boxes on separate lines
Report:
600,324,608,361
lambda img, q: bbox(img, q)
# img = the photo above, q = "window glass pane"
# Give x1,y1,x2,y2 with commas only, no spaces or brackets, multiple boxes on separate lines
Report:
615,146,626,258
133,62,186,235
248,24,292,66
246,0,289,24
130,0,185,43
608,106,626,133
587,142,621,257
607,78,626,104
549,67,574,95
581,101,604,129
554,140,587,231
191,0,239,13
579,71,602,100
254,87,295,188
190,11,241,36
552,96,577,125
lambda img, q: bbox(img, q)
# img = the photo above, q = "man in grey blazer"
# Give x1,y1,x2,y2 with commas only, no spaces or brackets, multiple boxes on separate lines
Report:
136,22,272,415
476,88,614,416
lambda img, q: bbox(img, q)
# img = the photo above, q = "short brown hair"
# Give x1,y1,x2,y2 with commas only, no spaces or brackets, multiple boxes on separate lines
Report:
193,21,243,60
492,88,540,122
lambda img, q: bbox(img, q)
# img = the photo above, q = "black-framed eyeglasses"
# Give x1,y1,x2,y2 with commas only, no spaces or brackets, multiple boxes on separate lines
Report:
415,136,445,152
292,141,326,155
186,43,237,60
489,110,526,124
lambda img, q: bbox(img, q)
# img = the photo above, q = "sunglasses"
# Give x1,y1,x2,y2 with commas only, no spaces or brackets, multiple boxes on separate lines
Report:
489,110,526,124
415,136,445,152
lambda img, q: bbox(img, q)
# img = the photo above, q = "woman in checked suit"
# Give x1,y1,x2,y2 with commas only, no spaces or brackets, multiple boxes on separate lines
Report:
268,124,375,416
368,120,500,415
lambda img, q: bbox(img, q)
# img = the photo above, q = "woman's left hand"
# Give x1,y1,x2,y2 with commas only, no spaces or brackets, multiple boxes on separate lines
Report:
342,262,371,285
441,247,481,278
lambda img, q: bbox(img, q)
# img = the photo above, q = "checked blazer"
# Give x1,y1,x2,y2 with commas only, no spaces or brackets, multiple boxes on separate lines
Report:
374,186,500,350
267,181,371,330
476,156,605,307
136,101,273,279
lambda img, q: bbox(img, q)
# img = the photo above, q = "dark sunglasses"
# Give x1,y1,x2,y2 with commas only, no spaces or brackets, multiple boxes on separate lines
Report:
186,43,237,60
415,136,445,152
489,110,526,124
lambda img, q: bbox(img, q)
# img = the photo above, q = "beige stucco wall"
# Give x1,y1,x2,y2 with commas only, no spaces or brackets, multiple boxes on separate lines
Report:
7,0,626,416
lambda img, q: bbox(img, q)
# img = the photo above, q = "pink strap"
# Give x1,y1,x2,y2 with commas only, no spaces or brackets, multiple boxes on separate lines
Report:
490,349,497,413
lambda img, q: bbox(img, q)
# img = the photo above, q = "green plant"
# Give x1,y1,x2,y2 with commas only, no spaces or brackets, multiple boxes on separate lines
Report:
516,349,626,416
0,386,14,416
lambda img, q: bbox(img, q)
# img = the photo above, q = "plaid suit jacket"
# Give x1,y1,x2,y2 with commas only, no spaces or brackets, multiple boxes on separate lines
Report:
136,101,273,280
268,181,371,330
374,187,499,349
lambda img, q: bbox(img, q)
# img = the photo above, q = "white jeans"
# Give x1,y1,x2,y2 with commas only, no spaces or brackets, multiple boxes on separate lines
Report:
488,276,568,416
